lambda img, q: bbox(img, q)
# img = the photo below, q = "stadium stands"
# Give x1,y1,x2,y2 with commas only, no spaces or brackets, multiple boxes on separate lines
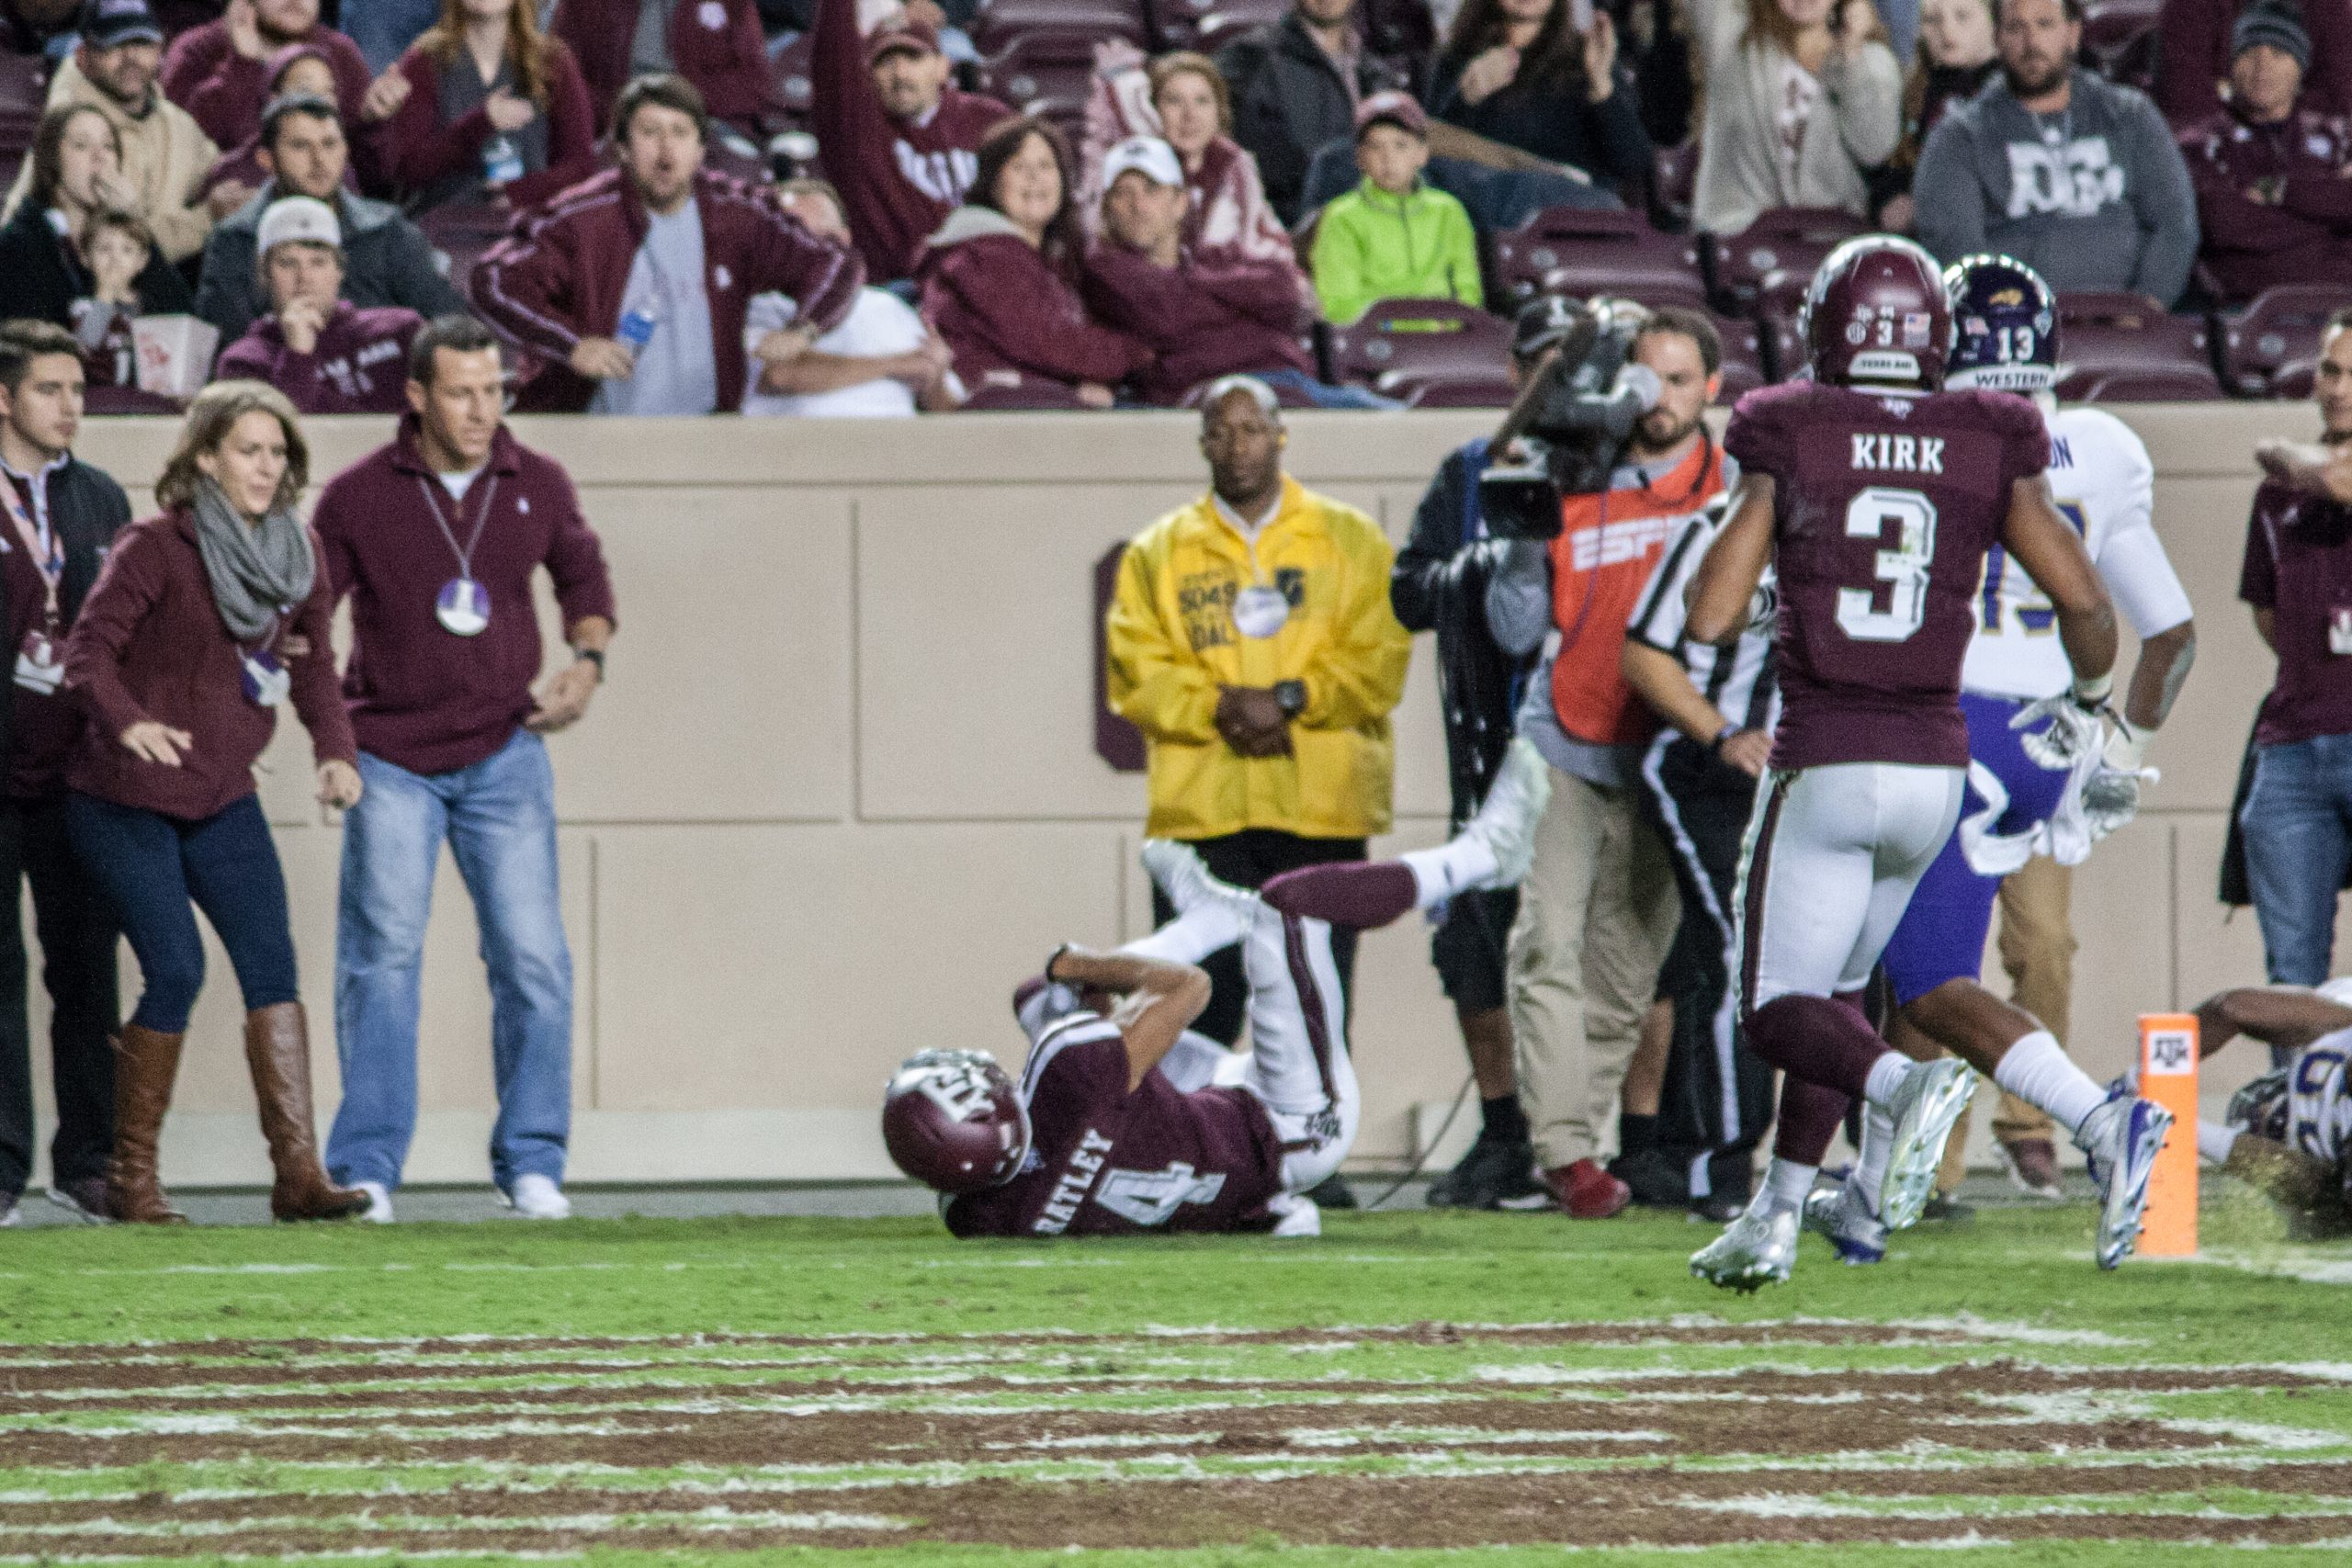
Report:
2217,284,2352,398
2055,291,2223,401
1324,296,1516,406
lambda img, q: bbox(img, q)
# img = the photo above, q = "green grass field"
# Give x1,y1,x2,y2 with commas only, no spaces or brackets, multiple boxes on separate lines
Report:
1,1195,2348,1564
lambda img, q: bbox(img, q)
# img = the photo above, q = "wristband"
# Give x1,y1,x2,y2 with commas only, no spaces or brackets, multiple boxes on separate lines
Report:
2102,714,2151,773
1044,943,1074,985
572,647,605,682
2069,671,2113,706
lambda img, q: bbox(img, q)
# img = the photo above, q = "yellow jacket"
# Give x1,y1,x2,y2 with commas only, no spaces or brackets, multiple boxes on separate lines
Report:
1107,477,1410,840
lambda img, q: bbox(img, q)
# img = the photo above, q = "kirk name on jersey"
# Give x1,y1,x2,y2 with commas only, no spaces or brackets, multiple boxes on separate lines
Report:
1849,434,1948,474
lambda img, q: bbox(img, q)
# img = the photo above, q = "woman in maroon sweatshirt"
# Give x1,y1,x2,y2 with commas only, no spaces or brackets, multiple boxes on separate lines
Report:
918,117,1151,409
363,0,600,215
61,381,368,1226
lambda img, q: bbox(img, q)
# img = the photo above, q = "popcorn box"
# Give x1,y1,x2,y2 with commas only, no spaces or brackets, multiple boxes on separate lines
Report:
132,314,220,401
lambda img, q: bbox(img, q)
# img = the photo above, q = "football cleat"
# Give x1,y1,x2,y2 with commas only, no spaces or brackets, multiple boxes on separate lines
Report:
1878,1057,1976,1231
2075,1087,2175,1270
1690,1198,1800,1293
1462,739,1551,890
1803,1183,1887,1265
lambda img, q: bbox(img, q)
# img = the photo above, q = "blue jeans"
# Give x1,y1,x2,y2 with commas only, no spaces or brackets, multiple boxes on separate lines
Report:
65,792,297,1034
2241,735,2352,986
1256,368,1405,411
326,730,572,1191
343,0,442,72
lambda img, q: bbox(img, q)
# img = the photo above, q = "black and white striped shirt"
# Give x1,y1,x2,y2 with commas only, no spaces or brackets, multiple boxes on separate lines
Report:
1624,505,1778,737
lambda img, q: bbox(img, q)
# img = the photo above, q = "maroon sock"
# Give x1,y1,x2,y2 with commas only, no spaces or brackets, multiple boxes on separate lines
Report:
1260,862,1419,931
1743,994,1888,1098
1774,1077,1852,1167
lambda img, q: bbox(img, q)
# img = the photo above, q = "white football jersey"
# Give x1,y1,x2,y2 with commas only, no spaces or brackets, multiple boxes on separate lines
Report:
1960,405,2194,701
2280,1032,2352,1168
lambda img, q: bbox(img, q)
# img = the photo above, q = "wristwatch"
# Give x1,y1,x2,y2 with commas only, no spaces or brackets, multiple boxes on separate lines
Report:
572,647,605,682
1272,679,1306,718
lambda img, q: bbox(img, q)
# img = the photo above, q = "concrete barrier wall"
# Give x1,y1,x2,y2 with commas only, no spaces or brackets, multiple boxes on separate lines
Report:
19,404,2341,1187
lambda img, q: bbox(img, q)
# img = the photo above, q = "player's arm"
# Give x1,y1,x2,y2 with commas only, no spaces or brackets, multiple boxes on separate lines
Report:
1999,473,2118,693
1043,946,1213,1091
1683,472,1774,648
2256,437,2352,506
2193,985,2352,1057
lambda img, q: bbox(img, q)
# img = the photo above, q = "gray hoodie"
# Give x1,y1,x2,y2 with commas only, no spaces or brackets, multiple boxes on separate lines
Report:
1914,69,2199,305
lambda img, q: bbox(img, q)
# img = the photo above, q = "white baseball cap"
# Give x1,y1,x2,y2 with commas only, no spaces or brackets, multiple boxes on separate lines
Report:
255,196,341,261
1102,136,1183,192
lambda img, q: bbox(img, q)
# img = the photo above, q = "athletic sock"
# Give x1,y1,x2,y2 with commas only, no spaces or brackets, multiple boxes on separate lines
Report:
1991,1030,2107,1134
1121,898,1250,965
2196,1121,2240,1163
1482,1093,1530,1145
1849,1102,1897,1218
1862,1051,1912,1111
1617,1111,1657,1158
1761,1156,1816,1213
1400,836,1501,908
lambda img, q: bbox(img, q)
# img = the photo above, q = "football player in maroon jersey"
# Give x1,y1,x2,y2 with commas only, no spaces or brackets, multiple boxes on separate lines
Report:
1679,236,2177,1290
881,739,1551,1238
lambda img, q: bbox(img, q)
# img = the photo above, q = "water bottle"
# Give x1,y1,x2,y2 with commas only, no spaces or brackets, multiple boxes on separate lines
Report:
483,133,524,187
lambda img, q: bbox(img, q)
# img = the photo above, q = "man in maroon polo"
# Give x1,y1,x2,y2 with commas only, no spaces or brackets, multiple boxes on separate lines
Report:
316,314,616,1224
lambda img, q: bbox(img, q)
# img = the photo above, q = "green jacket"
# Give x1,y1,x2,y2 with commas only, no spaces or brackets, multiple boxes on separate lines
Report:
1308,178,1484,325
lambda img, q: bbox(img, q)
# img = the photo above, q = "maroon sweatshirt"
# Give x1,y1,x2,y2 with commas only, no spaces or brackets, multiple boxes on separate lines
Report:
161,19,373,154
553,0,769,132
1081,243,1311,405
214,302,424,415
313,418,616,777
2156,0,2352,124
812,0,1009,280
63,511,353,822
919,209,1150,397
469,166,863,412
2181,102,2352,301
367,38,600,213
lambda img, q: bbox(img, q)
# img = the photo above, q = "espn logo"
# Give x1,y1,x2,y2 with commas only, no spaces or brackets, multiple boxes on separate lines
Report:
1566,514,1675,571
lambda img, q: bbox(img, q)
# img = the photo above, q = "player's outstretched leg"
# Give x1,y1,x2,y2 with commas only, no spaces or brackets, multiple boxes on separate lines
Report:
1136,840,1261,959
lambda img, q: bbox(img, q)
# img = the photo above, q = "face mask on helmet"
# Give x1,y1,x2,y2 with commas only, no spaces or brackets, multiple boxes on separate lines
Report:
881,1048,1034,1194
1942,253,2060,396
2228,1067,2292,1144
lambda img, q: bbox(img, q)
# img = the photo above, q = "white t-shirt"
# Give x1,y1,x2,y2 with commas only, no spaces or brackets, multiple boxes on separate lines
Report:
740,288,959,418
592,199,718,416
1961,404,2196,700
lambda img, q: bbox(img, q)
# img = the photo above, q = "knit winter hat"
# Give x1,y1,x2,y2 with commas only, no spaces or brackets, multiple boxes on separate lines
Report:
2233,0,2312,72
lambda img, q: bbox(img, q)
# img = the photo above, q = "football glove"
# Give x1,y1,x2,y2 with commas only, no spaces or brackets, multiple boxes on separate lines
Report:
2079,761,2151,842
2012,691,2108,770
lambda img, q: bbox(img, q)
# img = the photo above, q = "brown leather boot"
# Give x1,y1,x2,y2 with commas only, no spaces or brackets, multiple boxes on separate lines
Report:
243,1002,368,1222
109,1026,188,1224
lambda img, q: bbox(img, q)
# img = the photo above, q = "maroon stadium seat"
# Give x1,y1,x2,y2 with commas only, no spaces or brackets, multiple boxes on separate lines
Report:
764,31,815,135
974,31,1102,141
1713,310,1770,401
2056,291,2219,396
1489,207,1706,308
418,203,517,300
1704,207,1864,310
1650,140,1697,227
2054,365,2225,400
2081,0,2162,80
2271,357,2320,399
2217,285,2352,397
1152,0,1284,52
961,378,1097,410
1324,298,1515,404
0,51,48,196
973,0,1148,55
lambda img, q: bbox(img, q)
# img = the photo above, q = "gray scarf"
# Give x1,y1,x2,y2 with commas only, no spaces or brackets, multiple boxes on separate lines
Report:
191,478,315,643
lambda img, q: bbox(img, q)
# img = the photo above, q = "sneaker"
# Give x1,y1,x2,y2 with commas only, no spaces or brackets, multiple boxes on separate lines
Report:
1998,1136,2065,1201
1690,1198,1800,1292
2075,1089,2173,1270
1878,1057,1976,1231
45,1177,110,1224
503,1173,571,1220
1803,1184,1887,1264
1544,1156,1631,1219
1428,1134,1549,1210
1461,739,1552,888
1303,1172,1358,1210
0,1191,17,1227
355,1181,394,1224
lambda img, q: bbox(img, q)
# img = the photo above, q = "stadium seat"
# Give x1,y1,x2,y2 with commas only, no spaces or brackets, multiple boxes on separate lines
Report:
1704,207,1864,310
2081,0,2161,82
974,31,1102,141
1151,0,1284,52
972,0,1148,56
1324,297,1515,405
764,31,814,135
2054,365,2227,400
0,50,48,195
1713,310,1770,401
1488,207,1706,309
2055,290,2222,397
2216,284,2352,397
1650,140,1697,229
2271,356,2319,399
418,203,517,300
961,378,1097,409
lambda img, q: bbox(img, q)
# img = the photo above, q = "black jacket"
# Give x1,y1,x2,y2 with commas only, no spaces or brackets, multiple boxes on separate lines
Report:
194,182,467,344
1424,49,1652,197
1217,14,1404,223
0,454,131,767
0,206,193,334
1392,437,1530,827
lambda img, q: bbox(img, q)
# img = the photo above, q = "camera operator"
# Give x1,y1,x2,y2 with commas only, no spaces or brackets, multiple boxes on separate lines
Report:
1483,301,1729,1219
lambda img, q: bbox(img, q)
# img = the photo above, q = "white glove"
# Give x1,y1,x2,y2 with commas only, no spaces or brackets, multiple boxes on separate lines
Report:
2011,692,2106,770
2078,762,2149,842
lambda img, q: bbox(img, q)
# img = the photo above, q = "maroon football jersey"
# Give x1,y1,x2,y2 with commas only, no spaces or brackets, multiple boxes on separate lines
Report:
1724,382,2051,770
944,1020,1286,1238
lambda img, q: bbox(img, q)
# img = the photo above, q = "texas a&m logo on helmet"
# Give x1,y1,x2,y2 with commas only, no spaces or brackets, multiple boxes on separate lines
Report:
882,1048,1032,1193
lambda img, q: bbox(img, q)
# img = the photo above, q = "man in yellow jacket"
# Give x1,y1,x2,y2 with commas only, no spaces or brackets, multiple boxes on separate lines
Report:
1107,377,1411,1103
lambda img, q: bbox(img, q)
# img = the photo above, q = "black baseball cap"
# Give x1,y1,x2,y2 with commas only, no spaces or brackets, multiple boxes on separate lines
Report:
1511,296,1581,361
80,0,164,50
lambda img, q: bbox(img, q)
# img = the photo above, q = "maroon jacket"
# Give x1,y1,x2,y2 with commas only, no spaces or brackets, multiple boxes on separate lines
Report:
553,0,768,131
2181,101,2352,300
161,19,373,154
63,511,353,821
919,209,1150,398
215,302,424,415
812,0,1009,280
2156,0,2352,123
314,418,616,777
469,166,863,412
1081,243,1311,405
368,39,600,213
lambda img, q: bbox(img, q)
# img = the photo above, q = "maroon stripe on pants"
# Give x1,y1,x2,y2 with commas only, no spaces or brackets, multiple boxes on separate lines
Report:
1281,912,1340,1104
1261,861,1418,931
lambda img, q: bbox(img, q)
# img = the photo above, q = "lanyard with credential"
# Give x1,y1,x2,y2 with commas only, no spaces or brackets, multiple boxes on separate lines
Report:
0,478,61,628
415,471,502,637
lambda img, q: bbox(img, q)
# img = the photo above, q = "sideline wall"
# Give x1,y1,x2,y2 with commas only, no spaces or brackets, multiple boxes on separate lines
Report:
23,406,2331,1185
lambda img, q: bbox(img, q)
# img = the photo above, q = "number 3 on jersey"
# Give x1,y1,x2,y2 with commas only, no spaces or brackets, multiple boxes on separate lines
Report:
1836,487,1939,642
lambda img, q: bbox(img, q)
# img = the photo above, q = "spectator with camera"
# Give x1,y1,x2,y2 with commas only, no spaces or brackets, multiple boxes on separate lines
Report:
1309,93,1482,326
0,105,193,333
162,0,372,153
1483,302,1728,1220
0,322,128,1230
1425,0,1652,202
470,74,863,413
214,197,423,413
551,0,769,135
2180,3,2352,303
1690,0,1902,234
1914,0,2199,300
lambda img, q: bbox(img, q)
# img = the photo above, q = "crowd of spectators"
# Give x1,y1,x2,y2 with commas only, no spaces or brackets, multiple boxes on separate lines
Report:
0,0,2335,414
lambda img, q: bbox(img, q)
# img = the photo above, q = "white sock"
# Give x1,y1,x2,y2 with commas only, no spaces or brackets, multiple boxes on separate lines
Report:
1762,1156,1816,1212
1400,835,1500,909
1991,1030,2107,1134
1122,899,1250,965
2196,1121,2240,1164
1849,1102,1897,1218
1862,1052,1911,1110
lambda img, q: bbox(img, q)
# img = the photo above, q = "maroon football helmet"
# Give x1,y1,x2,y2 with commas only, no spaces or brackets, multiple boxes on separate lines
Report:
882,1049,1032,1194
1801,235,1952,390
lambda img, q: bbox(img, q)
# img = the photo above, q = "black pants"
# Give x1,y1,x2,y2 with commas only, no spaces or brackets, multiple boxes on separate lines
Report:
0,795,121,1195
1150,829,1366,1046
1636,737,1774,1204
